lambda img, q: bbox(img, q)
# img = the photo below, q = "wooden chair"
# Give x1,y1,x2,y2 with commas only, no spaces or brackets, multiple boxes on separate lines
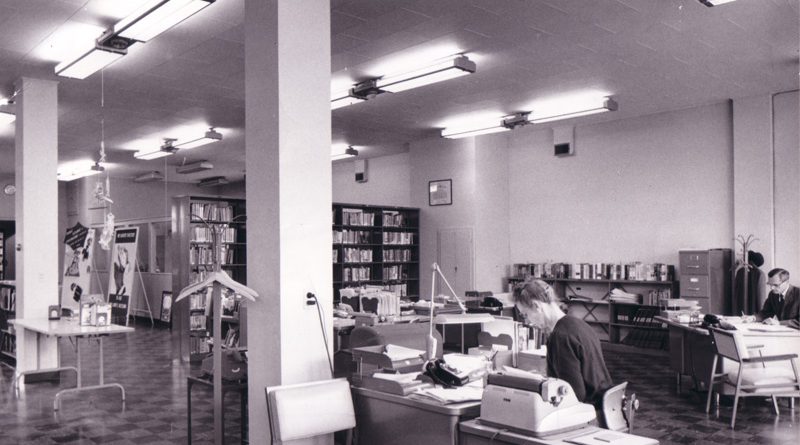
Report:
265,378,356,444
600,381,639,433
705,327,800,429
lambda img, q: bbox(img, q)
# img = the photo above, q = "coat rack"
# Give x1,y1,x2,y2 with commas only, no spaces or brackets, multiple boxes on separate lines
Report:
734,234,759,315
176,214,257,445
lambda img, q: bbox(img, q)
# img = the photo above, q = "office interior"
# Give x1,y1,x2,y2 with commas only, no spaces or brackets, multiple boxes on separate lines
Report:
0,0,798,444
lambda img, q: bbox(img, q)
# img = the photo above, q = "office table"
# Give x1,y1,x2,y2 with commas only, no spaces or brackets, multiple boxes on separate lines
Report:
9,318,134,410
657,316,800,393
352,386,481,445
459,419,658,445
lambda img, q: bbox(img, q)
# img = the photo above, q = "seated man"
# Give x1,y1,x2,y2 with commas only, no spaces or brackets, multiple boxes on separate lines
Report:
512,279,612,408
755,268,800,326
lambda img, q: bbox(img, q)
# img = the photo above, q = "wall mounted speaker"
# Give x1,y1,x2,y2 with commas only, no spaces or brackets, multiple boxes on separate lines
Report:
553,126,574,157
355,159,367,183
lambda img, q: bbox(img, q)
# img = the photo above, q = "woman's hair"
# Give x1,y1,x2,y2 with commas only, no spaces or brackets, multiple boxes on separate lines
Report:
512,279,555,308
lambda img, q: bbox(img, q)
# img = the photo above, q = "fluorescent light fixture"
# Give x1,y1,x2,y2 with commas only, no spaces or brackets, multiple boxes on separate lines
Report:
331,146,358,161
134,171,165,182
114,0,215,42
55,43,127,79
331,93,366,110
699,0,736,6
174,128,222,149
441,112,531,139
58,163,104,182
376,55,476,93
176,160,213,174
134,138,178,160
197,176,228,187
0,111,14,126
530,97,618,124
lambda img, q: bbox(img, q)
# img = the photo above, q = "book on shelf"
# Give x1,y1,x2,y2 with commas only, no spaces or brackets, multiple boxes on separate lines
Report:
382,210,404,227
190,203,234,222
190,314,208,331
341,208,375,226
383,248,411,262
382,231,414,245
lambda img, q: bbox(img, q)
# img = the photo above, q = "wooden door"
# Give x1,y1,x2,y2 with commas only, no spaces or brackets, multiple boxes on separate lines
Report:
436,228,474,299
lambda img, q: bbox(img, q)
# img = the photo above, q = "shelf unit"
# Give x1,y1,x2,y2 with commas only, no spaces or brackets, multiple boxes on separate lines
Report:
332,203,420,302
173,196,247,362
0,231,4,280
507,263,675,349
0,281,16,367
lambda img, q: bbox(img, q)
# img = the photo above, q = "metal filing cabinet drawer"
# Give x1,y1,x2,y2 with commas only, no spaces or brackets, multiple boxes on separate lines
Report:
680,275,709,297
679,251,709,275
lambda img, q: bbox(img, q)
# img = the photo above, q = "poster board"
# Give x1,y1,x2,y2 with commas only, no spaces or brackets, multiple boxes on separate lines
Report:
107,227,138,325
60,223,96,313
160,291,173,323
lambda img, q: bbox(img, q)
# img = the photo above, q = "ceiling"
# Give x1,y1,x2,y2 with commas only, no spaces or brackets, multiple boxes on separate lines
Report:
0,0,797,183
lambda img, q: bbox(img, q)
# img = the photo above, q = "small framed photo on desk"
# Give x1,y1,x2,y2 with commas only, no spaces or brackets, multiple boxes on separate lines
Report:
429,179,452,206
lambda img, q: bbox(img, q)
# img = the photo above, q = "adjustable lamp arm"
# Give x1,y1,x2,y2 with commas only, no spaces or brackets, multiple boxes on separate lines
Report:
431,262,466,313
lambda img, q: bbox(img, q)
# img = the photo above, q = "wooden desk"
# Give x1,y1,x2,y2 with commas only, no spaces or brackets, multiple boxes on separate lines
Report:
10,318,134,410
352,386,480,445
657,316,800,393
459,419,658,445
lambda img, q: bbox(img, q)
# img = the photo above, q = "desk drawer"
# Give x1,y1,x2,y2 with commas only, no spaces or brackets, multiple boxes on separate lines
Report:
680,275,709,297
680,252,708,275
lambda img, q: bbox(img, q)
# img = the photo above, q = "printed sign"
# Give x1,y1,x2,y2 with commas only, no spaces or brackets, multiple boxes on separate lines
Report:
107,227,138,325
60,223,96,312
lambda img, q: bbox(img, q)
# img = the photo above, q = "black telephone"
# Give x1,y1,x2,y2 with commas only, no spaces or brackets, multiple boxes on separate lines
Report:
422,359,469,388
481,296,503,308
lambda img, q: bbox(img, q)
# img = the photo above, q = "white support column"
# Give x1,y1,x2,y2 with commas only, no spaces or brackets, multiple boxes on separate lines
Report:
14,77,60,373
245,1,332,443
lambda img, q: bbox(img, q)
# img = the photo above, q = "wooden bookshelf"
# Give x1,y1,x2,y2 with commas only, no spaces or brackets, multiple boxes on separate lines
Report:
0,281,16,368
173,196,247,363
332,203,420,302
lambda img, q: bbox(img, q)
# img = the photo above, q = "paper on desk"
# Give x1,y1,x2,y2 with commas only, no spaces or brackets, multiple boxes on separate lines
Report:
501,366,546,380
412,385,484,404
443,353,487,375
746,324,796,332
384,344,425,361
566,431,630,445
372,372,420,383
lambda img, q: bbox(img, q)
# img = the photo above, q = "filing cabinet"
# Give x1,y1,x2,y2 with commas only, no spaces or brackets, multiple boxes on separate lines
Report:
679,249,732,315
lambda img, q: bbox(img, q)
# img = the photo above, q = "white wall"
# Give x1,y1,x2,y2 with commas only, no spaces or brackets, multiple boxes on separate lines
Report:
773,90,800,276
332,152,411,207
508,102,735,267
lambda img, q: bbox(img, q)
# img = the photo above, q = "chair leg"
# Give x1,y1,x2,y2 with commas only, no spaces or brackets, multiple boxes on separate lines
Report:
771,396,780,415
706,355,718,413
730,365,744,429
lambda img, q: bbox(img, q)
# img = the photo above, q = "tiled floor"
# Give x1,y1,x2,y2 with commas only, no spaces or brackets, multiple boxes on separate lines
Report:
0,321,797,444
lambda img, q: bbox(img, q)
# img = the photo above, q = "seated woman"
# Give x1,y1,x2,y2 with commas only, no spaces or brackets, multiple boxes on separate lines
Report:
512,278,612,409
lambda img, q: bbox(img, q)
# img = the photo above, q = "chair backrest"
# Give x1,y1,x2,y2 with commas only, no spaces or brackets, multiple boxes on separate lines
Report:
265,378,355,443
601,382,629,432
709,327,747,362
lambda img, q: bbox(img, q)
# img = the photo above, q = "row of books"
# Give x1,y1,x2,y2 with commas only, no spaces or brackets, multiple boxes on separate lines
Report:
189,245,236,266
343,267,371,282
192,227,237,243
382,211,405,227
383,249,412,262
515,262,674,282
333,230,372,244
190,203,235,222
0,333,15,355
189,291,211,312
382,232,414,245
382,265,408,281
190,335,211,354
341,209,376,226
0,285,14,312
190,314,208,331
341,248,373,263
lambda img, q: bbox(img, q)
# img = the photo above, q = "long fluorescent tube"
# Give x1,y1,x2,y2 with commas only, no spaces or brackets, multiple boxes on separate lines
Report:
331,146,358,161
115,0,215,42
699,0,736,6
198,176,228,187
58,163,104,182
55,44,126,79
176,161,213,174
0,111,14,126
442,113,531,139
134,171,165,183
331,94,365,110
134,139,178,160
376,55,476,93
174,128,222,149
531,98,618,124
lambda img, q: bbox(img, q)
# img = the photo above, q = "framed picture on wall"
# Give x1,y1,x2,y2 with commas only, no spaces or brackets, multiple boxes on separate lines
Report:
160,291,173,323
429,179,452,206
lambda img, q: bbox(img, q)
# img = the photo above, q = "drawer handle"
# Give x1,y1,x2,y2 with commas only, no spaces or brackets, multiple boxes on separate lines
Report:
687,265,700,269
688,287,701,291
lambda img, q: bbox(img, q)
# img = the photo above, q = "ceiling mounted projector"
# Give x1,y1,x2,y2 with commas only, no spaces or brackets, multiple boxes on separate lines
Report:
177,161,213,174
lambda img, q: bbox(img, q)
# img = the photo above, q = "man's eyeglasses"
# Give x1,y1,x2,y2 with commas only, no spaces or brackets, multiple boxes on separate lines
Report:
768,279,787,289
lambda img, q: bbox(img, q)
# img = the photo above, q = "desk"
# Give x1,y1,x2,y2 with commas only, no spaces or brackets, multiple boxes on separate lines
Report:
459,420,658,445
9,318,134,410
187,375,247,445
658,316,800,393
352,386,481,445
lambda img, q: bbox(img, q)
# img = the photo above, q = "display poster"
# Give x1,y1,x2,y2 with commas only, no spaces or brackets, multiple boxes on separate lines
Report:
107,227,138,325
60,223,96,313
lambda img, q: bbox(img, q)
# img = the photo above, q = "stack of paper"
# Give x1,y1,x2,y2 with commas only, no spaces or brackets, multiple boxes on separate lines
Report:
609,288,640,304
384,344,425,361
411,385,484,404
